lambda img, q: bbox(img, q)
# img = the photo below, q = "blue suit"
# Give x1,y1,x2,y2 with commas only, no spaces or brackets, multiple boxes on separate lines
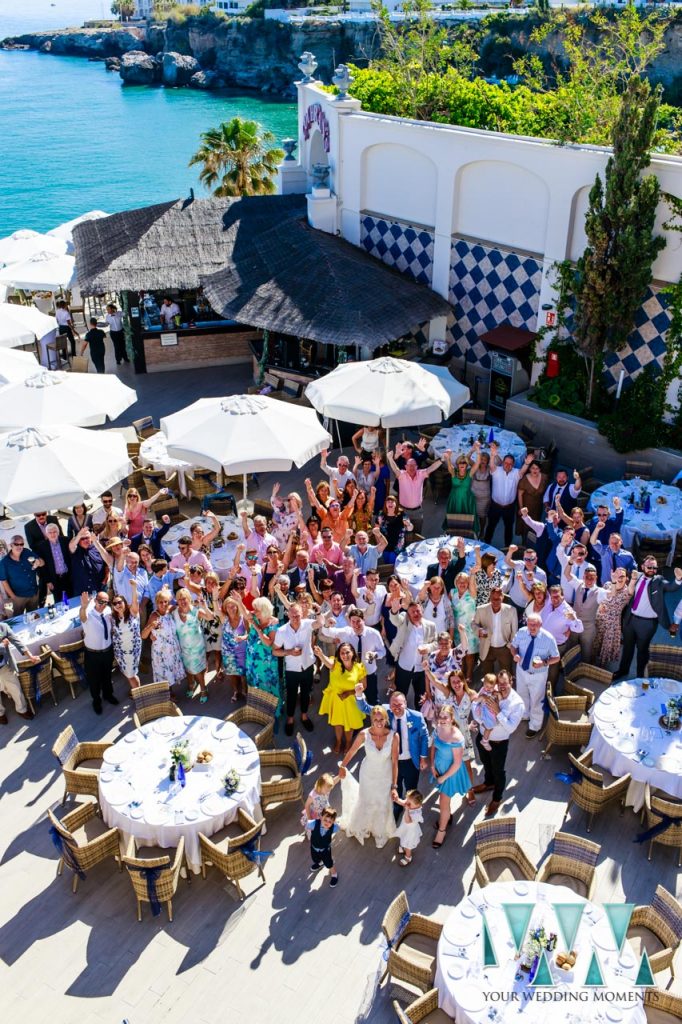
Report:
356,696,429,820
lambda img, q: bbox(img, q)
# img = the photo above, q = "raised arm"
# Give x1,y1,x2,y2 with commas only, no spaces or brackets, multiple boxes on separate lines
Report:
313,643,334,671
423,458,443,478
304,478,326,515
200,510,221,546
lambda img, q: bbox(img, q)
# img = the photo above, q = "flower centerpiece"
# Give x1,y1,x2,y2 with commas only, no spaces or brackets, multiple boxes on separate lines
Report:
662,698,682,730
223,768,241,796
169,739,192,781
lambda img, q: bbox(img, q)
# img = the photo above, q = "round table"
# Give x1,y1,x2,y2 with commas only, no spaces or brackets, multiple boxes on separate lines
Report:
588,480,682,567
589,677,682,812
395,537,506,595
435,880,645,1023
163,514,249,579
139,432,193,497
99,714,261,874
431,424,527,468
6,596,82,659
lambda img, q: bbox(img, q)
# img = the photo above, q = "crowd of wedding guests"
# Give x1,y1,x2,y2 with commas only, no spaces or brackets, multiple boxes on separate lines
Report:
1,436,681,859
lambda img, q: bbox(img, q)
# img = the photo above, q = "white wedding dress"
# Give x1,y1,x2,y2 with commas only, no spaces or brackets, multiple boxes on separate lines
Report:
341,730,397,849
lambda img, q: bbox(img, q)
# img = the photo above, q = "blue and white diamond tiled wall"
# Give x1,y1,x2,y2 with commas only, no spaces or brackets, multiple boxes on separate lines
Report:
447,238,542,369
360,214,434,285
602,287,672,389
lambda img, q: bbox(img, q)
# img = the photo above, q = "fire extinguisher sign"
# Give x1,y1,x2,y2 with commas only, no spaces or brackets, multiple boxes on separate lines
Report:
545,311,557,327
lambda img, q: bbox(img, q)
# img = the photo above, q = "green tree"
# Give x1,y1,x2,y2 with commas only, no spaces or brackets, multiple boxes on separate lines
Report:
564,76,666,409
189,117,284,197
111,0,135,19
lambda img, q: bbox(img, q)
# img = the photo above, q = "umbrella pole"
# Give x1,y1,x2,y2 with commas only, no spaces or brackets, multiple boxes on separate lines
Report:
386,427,390,454
335,418,343,452
243,473,247,507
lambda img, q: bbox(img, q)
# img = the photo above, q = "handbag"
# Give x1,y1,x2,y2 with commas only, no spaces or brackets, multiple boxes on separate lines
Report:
420,697,435,722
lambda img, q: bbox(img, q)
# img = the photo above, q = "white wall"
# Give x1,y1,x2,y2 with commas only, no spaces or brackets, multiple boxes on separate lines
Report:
454,159,549,255
361,143,438,227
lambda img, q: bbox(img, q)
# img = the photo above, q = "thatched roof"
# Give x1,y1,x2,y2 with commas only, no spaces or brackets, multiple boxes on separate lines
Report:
73,193,450,348
73,194,306,294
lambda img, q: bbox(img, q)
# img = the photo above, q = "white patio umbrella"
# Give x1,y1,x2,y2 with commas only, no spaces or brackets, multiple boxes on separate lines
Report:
0,251,76,291
305,356,470,445
47,210,109,254
0,425,131,515
161,394,332,509
0,302,58,348
0,229,67,267
0,370,137,428
0,348,40,384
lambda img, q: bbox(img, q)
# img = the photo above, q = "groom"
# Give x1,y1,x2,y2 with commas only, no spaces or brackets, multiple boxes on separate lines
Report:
355,686,429,822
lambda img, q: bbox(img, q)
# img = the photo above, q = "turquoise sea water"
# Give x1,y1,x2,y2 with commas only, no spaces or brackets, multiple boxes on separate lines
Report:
0,2,297,234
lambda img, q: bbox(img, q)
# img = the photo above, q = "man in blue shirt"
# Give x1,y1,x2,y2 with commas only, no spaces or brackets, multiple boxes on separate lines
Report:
586,499,624,545
0,536,44,614
347,528,387,574
589,523,637,586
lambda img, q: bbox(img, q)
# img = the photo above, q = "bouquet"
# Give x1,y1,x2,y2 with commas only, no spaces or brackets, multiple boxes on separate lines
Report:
223,768,241,796
170,739,192,770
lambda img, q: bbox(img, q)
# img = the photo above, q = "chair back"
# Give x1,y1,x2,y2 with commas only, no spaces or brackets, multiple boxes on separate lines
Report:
381,890,410,945
474,816,516,850
651,885,682,943
560,645,582,679
463,408,486,424
70,355,89,373
52,640,86,686
127,441,141,459
643,988,682,1019
624,459,652,480
445,513,476,539
131,681,173,725
132,416,156,439
246,689,279,718
546,687,560,721
551,831,600,867
52,725,79,767
17,650,53,704
122,840,184,907
47,807,74,845
647,644,682,682
568,751,604,789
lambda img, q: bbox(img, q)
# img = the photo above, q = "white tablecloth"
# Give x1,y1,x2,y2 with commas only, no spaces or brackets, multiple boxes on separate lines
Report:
435,881,645,1023
589,678,682,812
6,597,82,659
163,514,250,579
99,715,261,873
139,432,193,497
38,328,58,368
395,537,506,595
431,424,527,468
588,480,682,566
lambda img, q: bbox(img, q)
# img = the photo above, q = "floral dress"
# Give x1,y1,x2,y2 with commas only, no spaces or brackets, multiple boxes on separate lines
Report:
112,612,141,679
173,607,207,675
474,568,505,607
221,615,247,675
593,586,631,667
451,590,479,655
271,502,298,548
245,620,282,712
451,693,475,762
200,590,222,653
151,611,185,686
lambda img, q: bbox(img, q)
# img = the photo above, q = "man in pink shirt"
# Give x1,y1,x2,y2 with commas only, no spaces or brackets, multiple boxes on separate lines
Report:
239,511,276,562
312,527,344,573
168,535,212,573
386,447,442,534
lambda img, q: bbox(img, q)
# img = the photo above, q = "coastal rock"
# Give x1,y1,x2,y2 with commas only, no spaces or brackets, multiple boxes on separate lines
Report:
189,69,222,90
105,56,121,72
161,51,200,87
120,50,158,86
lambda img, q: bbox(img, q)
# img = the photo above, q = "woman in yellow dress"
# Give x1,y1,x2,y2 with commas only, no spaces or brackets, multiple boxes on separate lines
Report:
315,641,367,754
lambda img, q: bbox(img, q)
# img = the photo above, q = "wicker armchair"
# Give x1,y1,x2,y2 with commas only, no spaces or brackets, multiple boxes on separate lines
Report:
644,987,682,1021
627,885,682,979
49,640,86,700
126,441,141,460
462,408,486,424
225,689,278,749
380,891,443,993
565,749,631,833
185,469,219,502
642,789,682,867
122,836,186,922
16,649,57,714
535,831,600,899
141,469,180,517
624,459,652,480
51,724,113,805
647,645,682,683
560,644,612,706
540,688,591,758
393,988,448,1024
259,733,306,812
131,681,182,729
132,415,156,440
47,803,120,893
444,513,476,539
198,809,266,901
473,817,536,888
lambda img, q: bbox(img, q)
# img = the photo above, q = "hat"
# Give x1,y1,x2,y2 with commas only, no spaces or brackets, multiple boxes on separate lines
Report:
106,538,124,550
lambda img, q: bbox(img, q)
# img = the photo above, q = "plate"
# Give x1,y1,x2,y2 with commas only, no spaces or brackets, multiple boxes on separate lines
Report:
99,771,113,783
103,784,130,806
642,756,655,768
447,963,466,980
595,710,617,724
212,722,234,741
600,692,614,705
444,925,478,946
513,882,530,896
657,756,682,772
614,739,637,754
200,794,226,816
600,727,617,740
460,905,477,919
591,926,617,951
618,951,635,969
102,745,128,766
184,808,199,822
128,805,145,819
606,1008,623,1023
662,680,682,695
153,718,179,736
146,804,171,826
456,985,487,1014
124,734,137,744
616,684,638,699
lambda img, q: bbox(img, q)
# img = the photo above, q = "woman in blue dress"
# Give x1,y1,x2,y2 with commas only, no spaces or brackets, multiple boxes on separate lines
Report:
431,704,471,848
239,595,283,717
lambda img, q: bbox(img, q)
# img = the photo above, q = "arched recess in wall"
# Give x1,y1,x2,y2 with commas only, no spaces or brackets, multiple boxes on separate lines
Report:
453,160,549,255
308,128,328,175
567,185,591,261
361,143,438,227
653,191,682,281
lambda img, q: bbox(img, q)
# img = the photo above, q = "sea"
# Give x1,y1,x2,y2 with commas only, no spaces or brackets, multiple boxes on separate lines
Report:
0,0,298,234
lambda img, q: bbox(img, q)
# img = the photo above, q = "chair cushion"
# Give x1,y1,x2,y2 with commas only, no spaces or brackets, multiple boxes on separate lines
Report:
627,927,666,960
237,720,262,741
645,1009,679,1024
560,709,590,724
421,1009,453,1024
397,931,438,972
484,858,529,883
261,763,295,784
205,821,245,851
76,758,103,771
544,873,587,898
130,845,172,862
72,816,110,844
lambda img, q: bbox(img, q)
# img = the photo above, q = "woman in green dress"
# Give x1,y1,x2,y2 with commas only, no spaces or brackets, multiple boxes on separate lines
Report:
443,443,481,532
239,595,283,717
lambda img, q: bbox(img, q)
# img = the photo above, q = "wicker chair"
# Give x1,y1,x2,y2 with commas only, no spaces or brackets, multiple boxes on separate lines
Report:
444,513,476,539
644,987,682,1021
473,817,536,888
198,809,266,901
647,645,682,683
126,441,141,460
49,640,86,700
141,469,180,517
642,789,682,867
535,831,600,899
634,535,675,566
565,749,631,833
185,469,219,502
560,644,612,706
259,733,306,812
462,408,486,424
627,886,682,979
225,689,278,749
380,891,443,993
540,688,591,758
51,724,113,805
47,803,120,893
122,836,186,922
132,415,156,440
16,649,57,714
624,459,652,480
131,680,182,729
576,465,603,495
393,988,449,1024
119,457,146,499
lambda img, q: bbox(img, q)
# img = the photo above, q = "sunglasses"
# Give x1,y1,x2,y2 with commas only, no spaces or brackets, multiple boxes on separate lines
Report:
112,599,124,605
95,598,109,606
190,567,204,574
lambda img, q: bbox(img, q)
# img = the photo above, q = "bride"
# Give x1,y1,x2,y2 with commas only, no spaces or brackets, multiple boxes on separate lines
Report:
338,704,398,848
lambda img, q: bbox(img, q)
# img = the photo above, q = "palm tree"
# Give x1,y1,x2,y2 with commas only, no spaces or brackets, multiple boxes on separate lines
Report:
189,117,284,197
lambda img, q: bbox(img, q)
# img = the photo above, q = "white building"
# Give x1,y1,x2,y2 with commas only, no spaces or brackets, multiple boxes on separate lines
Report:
278,75,682,396
133,0,249,17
